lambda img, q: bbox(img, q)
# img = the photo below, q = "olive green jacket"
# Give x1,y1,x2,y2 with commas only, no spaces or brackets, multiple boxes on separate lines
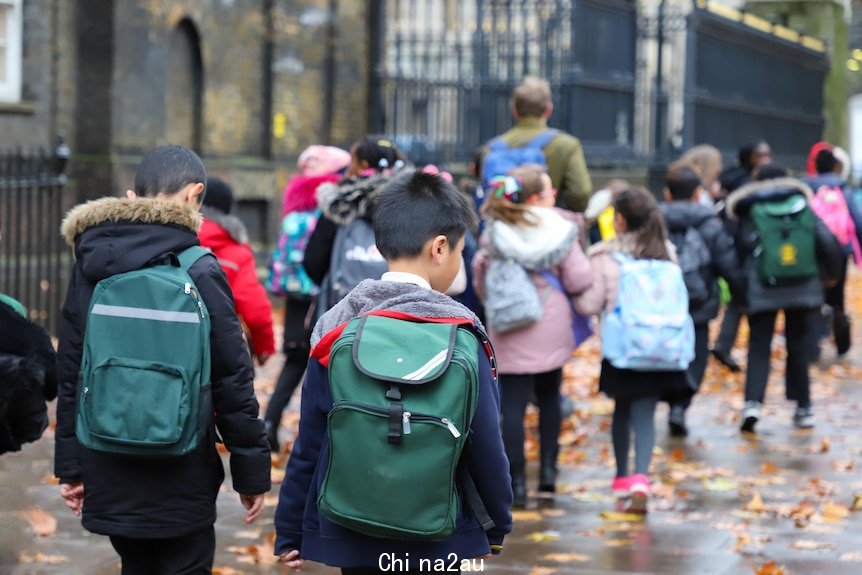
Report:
492,117,592,212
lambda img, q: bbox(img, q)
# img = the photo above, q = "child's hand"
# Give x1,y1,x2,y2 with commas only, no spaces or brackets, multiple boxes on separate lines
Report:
279,550,303,570
239,493,265,524
256,352,272,366
60,482,84,516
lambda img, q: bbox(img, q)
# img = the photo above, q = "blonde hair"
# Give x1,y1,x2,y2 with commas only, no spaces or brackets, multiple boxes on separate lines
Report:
481,164,546,226
511,77,552,118
680,145,722,190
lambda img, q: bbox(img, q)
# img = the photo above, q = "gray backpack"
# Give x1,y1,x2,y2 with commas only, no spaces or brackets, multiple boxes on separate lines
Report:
484,258,544,333
319,218,389,313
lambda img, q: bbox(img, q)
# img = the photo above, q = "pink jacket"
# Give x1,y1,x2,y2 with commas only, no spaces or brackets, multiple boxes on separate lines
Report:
472,208,593,375
573,235,678,317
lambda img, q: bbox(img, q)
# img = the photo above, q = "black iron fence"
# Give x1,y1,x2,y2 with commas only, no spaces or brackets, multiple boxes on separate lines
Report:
371,0,828,173
0,140,71,334
683,5,828,169
370,0,637,166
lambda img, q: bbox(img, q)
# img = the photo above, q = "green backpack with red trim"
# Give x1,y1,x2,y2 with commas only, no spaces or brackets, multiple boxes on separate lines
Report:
318,313,485,540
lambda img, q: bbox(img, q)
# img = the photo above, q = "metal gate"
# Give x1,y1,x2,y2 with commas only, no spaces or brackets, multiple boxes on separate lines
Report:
0,141,71,334
371,0,638,166
683,5,828,168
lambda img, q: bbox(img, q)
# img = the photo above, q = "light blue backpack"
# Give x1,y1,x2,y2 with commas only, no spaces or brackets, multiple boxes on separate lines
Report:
601,253,694,371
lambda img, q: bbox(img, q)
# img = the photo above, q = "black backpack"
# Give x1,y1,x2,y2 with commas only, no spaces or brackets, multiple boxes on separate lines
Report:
669,226,712,310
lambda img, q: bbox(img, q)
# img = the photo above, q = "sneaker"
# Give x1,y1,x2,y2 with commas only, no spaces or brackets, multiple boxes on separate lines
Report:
628,474,650,513
611,476,632,498
740,400,761,433
668,405,688,438
793,406,814,429
711,348,742,373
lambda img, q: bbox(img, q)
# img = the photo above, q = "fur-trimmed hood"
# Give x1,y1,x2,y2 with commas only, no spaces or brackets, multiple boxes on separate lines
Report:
484,207,580,270
311,280,482,349
282,173,341,216
200,206,249,245
60,197,202,283
316,172,392,226
61,197,202,246
726,178,812,220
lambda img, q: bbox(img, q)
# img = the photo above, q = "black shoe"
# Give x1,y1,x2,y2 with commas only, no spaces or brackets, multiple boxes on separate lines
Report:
711,348,741,373
834,314,851,356
265,420,280,453
538,462,557,493
668,405,688,438
511,473,527,508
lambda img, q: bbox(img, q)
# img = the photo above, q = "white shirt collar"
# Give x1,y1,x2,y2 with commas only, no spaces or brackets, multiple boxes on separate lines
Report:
381,271,431,290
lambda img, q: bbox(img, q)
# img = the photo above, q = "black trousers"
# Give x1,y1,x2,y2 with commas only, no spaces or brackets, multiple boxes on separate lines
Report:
824,256,848,312
668,323,709,410
745,308,815,408
109,527,215,575
500,368,562,472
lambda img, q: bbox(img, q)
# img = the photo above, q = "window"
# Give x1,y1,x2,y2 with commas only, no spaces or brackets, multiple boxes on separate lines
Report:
0,0,22,103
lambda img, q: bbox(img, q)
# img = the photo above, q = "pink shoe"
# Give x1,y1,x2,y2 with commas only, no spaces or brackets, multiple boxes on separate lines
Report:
611,476,632,497
628,474,650,513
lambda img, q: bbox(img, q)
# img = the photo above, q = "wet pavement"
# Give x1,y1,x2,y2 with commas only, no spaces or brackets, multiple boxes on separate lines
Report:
4,292,862,574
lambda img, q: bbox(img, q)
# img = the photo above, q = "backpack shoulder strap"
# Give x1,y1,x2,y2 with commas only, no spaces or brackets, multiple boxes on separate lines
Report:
526,129,560,150
177,246,213,272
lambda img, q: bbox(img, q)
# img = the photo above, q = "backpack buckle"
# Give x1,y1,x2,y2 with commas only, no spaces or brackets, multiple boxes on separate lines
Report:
385,383,402,401
388,402,404,445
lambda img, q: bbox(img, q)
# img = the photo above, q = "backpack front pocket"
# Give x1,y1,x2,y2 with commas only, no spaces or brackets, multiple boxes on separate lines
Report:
318,402,461,540
82,358,189,447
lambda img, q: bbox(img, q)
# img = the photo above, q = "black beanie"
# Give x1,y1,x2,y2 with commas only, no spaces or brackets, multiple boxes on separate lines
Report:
203,177,234,214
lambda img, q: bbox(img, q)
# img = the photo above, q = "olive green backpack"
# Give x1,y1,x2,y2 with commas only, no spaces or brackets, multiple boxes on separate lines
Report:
318,313,492,540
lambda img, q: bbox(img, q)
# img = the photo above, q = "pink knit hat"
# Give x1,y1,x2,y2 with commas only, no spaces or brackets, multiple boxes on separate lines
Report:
297,145,351,177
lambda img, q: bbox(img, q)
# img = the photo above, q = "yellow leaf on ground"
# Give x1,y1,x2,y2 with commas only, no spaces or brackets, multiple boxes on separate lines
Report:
212,568,244,575
822,501,849,523
760,461,779,475
17,507,57,537
599,511,646,522
703,477,739,492
819,438,831,453
543,552,590,563
18,552,68,565
528,531,561,542
270,467,285,483
528,567,557,575
233,529,261,540
745,491,766,513
604,538,633,547
512,510,544,522
791,539,836,550
852,495,862,511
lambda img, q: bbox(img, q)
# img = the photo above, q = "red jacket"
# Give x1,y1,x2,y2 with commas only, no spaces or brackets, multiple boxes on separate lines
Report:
198,211,275,357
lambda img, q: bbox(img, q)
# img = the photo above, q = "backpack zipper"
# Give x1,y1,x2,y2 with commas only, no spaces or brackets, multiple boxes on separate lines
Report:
338,402,461,438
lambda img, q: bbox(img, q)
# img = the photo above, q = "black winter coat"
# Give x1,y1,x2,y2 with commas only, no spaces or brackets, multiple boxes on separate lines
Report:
54,197,270,539
0,300,57,455
726,178,844,315
660,202,745,325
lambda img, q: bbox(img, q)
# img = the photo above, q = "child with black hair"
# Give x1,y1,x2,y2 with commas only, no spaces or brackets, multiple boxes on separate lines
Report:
276,170,512,574
303,137,407,312
55,144,270,573
472,164,592,507
660,163,744,437
574,186,693,512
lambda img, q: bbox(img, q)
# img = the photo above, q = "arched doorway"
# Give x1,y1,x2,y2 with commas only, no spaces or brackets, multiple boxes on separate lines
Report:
165,19,203,152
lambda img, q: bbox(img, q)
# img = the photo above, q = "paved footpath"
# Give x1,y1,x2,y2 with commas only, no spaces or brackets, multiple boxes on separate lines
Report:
4,280,862,574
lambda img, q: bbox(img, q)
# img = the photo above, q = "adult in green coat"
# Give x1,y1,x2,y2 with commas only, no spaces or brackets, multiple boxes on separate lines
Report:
484,77,593,213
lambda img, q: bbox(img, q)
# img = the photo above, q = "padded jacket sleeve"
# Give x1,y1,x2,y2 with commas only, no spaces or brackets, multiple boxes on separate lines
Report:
54,266,89,483
701,218,745,300
229,245,276,357
189,257,271,496
303,216,338,286
274,358,330,555
462,346,513,550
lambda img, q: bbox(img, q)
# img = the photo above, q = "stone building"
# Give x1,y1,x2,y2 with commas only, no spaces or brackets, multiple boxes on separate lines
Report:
0,0,373,243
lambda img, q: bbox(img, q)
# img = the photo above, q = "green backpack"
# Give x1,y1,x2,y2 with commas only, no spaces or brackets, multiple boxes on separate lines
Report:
750,194,818,286
318,314,485,540
76,247,213,457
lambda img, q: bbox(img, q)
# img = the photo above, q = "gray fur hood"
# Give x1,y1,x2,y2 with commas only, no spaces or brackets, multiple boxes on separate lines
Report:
311,280,483,348
201,206,249,244
725,178,812,221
